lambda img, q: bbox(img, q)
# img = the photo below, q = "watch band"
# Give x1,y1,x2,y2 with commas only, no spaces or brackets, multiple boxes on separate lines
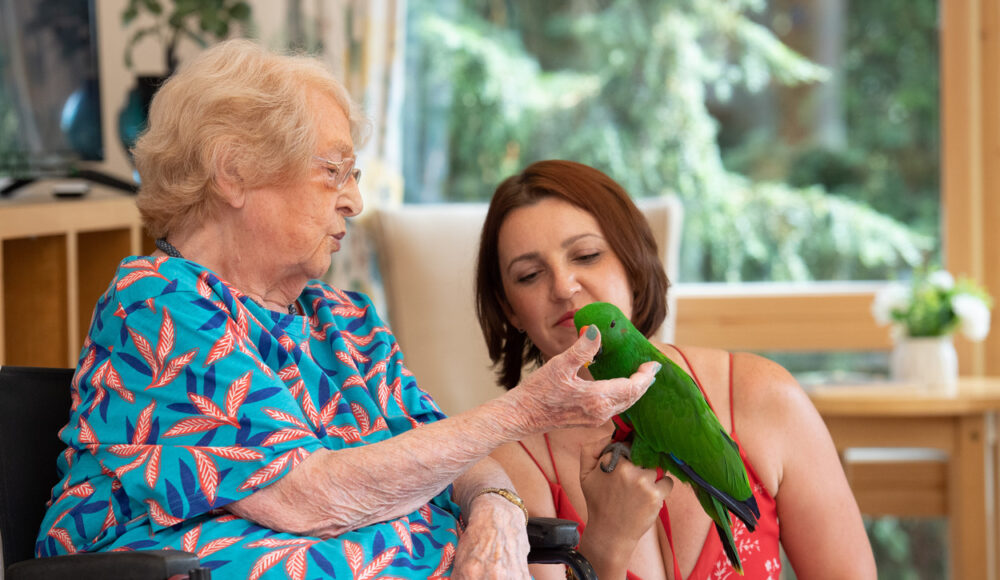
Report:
473,487,529,525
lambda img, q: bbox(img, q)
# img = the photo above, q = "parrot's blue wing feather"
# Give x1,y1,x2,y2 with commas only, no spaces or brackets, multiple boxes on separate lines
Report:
668,453,760,530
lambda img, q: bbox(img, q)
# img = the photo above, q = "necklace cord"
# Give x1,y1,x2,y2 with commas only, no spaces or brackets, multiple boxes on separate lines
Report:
154,237,297,315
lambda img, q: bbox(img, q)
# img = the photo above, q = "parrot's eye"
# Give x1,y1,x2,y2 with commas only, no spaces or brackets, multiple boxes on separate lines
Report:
609,320,617,328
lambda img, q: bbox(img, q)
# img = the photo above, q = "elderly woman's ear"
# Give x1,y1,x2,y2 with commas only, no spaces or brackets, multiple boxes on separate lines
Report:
214,153,247,209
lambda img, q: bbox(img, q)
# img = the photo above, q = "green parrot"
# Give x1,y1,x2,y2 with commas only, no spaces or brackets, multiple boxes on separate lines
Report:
574,301,759,574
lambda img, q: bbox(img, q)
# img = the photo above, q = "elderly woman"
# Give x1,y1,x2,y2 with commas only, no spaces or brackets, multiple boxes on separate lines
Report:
36,41,657,579
477,160,876,579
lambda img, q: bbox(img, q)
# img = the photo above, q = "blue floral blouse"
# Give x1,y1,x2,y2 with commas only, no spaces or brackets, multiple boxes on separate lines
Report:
37,256,461,578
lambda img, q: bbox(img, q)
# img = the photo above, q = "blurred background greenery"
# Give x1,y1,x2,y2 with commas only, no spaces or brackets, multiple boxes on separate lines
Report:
401,0,938,285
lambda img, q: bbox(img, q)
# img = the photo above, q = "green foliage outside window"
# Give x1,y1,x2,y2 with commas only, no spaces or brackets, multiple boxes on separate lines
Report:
720,0,941,252
402,0,936,283
866,517,947,580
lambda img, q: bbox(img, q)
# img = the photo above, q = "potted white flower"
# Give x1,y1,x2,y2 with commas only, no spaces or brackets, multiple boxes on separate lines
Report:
872,269,993,391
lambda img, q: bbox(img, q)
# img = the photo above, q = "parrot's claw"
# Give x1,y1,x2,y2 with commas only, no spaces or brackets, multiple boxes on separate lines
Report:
599,442,631,473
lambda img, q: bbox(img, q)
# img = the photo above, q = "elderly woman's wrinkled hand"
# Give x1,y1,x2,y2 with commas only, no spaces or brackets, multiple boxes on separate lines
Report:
511,326,659,432
451,494,531,579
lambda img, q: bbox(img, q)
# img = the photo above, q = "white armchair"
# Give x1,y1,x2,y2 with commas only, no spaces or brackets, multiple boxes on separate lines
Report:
367,196,683,416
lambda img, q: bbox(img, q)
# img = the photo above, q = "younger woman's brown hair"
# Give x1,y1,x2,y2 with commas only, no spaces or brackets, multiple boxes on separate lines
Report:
475,160,669,390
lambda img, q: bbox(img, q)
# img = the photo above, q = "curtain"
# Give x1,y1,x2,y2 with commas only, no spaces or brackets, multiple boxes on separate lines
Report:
279,0,406,311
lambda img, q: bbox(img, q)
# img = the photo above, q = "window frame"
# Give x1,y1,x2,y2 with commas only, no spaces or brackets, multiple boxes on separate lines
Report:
673,0,1000,377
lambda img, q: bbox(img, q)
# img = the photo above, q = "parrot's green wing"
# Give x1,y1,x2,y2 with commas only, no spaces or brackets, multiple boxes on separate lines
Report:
625,360,756,519
575,302,760,573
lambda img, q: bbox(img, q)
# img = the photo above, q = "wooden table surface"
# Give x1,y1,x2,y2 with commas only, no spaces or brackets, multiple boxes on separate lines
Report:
809,376,1000,415
808,377,1000,580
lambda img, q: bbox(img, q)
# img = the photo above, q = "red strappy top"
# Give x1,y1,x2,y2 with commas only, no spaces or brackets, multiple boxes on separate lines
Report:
518,348,781,580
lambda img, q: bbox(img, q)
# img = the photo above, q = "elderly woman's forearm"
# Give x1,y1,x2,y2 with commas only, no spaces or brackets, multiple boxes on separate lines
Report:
225,394,535,536
224,339,658,536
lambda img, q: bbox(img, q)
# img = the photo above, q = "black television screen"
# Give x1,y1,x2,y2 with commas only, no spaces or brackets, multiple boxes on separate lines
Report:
0,0,103,181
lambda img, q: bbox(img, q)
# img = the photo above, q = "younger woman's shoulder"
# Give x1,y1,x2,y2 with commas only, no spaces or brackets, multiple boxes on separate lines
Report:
657,344,732,386
663,345,808,411
660,344,790,378
658,343,726,366
730,352,821,429
732,351,797,385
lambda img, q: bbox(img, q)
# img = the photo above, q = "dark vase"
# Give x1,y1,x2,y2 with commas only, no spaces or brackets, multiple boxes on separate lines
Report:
117,75,167,170
61,77,103,161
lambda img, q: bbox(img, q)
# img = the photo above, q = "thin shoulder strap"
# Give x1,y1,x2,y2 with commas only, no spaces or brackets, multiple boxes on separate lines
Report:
516,433,562,486
517,440,547,477
728,352,736,431
543,432,564,487
659,503,685,580
666,345,719,417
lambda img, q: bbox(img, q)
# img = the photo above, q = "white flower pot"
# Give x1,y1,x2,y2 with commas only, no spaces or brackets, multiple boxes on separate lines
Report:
890,335,959,394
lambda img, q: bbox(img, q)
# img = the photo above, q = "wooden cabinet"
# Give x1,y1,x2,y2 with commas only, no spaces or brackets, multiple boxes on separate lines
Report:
0,182,152,367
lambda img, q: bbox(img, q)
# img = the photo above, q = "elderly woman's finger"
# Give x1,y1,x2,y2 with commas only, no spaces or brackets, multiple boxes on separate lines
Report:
626,361,661,404
563,324,602,369
509,335,661,431
598,360,661,416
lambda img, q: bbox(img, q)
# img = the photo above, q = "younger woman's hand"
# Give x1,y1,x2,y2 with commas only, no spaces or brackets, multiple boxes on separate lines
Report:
577,435,672,571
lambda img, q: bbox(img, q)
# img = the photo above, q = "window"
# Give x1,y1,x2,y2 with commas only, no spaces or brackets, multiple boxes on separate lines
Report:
713,0,940,283
402,0,1000,373
402,0,937,279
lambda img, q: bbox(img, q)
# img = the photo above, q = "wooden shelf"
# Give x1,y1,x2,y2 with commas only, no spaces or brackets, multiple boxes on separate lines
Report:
0,182,148,367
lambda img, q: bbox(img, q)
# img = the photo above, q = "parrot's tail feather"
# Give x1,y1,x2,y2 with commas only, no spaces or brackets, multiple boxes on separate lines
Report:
747,493,760,520
715,521,744,575
669,453,759,531
698,490,745,573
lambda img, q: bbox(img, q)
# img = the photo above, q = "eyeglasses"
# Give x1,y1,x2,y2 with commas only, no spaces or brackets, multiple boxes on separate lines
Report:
314,155,362,190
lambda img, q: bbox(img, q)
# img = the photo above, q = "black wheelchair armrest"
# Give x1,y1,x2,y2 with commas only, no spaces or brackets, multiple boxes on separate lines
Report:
6,522,590,580
6,549,209,580
526,516,597,579
527,516,580,549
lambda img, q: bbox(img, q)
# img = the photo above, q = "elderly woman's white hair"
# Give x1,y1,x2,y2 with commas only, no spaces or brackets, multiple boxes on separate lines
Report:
134,39,368,239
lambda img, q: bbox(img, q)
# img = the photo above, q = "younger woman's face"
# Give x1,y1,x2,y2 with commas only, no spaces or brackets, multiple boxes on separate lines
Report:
497,197,634,361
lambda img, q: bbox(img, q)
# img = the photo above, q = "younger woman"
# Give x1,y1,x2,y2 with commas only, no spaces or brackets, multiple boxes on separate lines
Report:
476,160,876,579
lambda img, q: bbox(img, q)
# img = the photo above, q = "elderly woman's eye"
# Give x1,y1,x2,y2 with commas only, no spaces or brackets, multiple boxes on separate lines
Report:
576,252,600,263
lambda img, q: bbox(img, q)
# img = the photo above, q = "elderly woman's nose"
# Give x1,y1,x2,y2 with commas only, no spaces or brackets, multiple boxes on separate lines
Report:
339,181,364,217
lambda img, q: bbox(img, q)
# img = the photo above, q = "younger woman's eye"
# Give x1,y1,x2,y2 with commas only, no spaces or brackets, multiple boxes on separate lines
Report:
575,251,601,263
516,271,540,284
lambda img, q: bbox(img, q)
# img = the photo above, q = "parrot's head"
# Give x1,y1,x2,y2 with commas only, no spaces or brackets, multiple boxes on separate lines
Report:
573,302,633,364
